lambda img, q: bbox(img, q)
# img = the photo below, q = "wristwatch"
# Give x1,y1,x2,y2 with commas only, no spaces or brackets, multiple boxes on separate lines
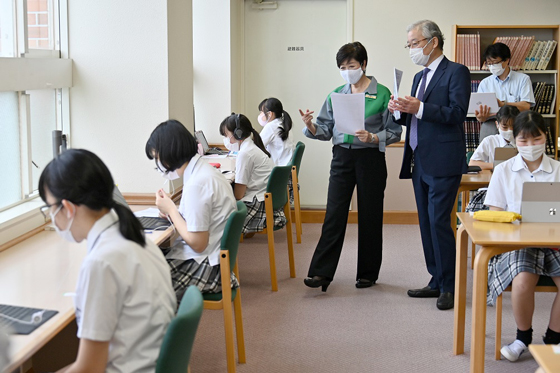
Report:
369,133,376,143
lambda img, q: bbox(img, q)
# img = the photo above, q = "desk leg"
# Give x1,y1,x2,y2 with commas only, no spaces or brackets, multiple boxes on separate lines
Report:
453,224,468,355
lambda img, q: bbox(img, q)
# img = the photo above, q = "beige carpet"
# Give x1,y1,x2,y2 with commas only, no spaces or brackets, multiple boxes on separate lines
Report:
190,223,554,373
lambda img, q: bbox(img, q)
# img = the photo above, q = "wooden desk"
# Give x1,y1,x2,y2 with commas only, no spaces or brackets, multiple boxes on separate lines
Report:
453,212,560,373
530,345,560,373
2,212,173,372
453,171,492,231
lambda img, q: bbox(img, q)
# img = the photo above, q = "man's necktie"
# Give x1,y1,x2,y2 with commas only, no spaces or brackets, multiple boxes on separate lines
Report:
409,67,430,151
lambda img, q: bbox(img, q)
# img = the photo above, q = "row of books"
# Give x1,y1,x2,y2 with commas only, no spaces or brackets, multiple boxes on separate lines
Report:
533,82,556,115
457,34,557,71
464,120,481,153
545,125,555,155
470,80,481,93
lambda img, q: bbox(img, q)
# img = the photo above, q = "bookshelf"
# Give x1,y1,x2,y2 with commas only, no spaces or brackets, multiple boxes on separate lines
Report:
452,25,560,159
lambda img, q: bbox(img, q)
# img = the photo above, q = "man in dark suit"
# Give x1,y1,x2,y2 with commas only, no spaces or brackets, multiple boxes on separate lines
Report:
389,20,470,310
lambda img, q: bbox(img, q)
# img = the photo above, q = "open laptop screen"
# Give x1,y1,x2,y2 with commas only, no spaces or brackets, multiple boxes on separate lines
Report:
194,130,210,153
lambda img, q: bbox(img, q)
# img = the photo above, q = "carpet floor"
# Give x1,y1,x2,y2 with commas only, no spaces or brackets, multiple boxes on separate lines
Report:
189,223,554,372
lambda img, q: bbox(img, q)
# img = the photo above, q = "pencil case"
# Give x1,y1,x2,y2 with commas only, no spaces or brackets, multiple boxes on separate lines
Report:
473,210,522,223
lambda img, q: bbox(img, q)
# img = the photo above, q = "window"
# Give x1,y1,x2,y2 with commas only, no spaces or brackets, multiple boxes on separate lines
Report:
0,0,70,213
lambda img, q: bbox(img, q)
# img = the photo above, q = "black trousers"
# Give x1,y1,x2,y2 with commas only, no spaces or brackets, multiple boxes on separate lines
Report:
308,145,387,281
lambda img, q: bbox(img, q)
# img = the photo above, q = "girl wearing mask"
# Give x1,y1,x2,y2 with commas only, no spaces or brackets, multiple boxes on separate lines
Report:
257,97,295,167
146,120,238,303
465,105,520,212
484,111,560,362
220,113,286,235
39,149,175,373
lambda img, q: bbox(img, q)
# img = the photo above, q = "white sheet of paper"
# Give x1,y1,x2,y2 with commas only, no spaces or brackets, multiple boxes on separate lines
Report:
330,92,365,135
393,68,403,120
553,345,560,354
134,207,161,218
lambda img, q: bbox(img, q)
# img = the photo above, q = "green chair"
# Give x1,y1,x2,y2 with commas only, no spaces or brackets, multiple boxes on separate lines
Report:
156,285,203,373
259,165,295,291
203,201,247,373
289,141,306,243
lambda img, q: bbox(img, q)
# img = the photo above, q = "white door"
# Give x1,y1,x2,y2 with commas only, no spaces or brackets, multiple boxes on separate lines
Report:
244,0,347,208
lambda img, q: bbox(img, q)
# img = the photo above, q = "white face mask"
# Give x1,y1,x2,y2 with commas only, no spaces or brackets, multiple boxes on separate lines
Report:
499,129,514,142
222,136,240,152
517,143,546,162
258,112,268,127
50,203,77,243
340,67,364,85
409,38,434,66
489,63,505,77
157,160,181,181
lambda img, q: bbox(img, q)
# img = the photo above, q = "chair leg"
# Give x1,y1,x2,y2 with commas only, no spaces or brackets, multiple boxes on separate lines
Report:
292,166,302,244
233,261,246,364
495,293,503,360
264,194,278,292
471,241,476,270
284,196,296,278
219,251,236,372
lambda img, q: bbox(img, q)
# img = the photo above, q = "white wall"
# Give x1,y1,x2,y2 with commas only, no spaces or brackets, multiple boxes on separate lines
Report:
68,0,193,194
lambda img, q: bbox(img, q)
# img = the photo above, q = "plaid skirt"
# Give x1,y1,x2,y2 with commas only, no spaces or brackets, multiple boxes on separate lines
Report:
487,247,560,306
465,189,489,212
242,196,287,234
167,257,239,305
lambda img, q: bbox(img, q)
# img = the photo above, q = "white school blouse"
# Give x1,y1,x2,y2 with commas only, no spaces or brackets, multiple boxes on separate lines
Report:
166,154,236,266
484,154,560,213
260,118,295,166
75,210,176,373
471,134,515,164
235,137,275,202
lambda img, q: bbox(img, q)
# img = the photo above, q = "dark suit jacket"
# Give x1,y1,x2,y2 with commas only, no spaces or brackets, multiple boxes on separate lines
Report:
398,56,471,179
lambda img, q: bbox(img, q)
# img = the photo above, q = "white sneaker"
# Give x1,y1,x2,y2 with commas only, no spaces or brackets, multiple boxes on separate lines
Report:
500,340,528,362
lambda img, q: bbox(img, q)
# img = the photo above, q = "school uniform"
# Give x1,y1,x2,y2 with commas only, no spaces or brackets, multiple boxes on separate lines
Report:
166,154,239,300
466,134,515,212
260,118,295,166
74,210,176,373
484,154,560,305
235,137,286,233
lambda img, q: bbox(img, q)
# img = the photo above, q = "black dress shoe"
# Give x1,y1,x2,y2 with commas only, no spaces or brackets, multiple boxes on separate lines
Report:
304,276,331,292
355,279,375,289
407,286,440,298
436,292,454,310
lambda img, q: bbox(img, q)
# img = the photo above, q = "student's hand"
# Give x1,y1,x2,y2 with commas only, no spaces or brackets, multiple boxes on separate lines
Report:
475,104,491,123
299,109,315,128
394,96,421,115
388,95,397,114
155,189,177,216
355,130,376,143
497,98,505,108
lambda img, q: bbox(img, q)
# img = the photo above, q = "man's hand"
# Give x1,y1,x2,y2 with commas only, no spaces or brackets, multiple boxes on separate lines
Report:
474,104,491,123
394,96,421,115
388,95,398,114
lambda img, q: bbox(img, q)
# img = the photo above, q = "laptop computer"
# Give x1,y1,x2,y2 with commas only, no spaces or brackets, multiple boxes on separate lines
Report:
468,92,500,116
521,182,560,223
194,130,227,155
112,186,171,230
493,147,518,169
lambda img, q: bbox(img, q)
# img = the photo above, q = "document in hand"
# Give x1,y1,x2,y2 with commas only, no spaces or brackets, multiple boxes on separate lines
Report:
331,92,365,135
393,68,403,120
468,92,499,115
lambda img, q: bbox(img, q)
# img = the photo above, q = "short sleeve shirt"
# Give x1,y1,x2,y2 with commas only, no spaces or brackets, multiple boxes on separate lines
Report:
260,118,295,166
75,210,176,373
471,134,515,164
478,70,535,106
235,138,275,202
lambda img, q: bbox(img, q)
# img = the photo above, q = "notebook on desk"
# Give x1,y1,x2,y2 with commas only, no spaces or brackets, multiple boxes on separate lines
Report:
493,147,518,169
195,130,227,155
112,186,171,230
521,182,560,223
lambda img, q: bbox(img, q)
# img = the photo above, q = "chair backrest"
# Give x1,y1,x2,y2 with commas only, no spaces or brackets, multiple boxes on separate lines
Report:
466,151,474,165
266,165,292,210
221,201,248,269
289,141,305,178
156,286,203,373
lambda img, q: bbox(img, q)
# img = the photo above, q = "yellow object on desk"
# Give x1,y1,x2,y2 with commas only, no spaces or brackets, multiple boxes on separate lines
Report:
473,210,522,223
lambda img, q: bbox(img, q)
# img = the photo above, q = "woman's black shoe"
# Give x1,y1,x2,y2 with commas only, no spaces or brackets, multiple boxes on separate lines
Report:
355,279,375,288
304,276,331,292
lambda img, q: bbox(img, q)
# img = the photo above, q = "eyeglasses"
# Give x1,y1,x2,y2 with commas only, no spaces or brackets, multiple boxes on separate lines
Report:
404,38,428,49
486,60,504,67
39,203,60,219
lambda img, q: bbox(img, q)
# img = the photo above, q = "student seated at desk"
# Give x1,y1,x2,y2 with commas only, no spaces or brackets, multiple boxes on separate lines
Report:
219,113,287,235
465,105,519,212
484,111,560,362
38,149,176,373
146,120,239,303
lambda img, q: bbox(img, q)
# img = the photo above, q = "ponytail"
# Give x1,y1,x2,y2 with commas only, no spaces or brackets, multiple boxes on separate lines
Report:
251,128,272,158
278,110,293,141
113,202,146,248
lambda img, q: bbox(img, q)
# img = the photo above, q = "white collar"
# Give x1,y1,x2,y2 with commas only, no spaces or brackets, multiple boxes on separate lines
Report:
182,154,201,184
426,54,444,72
512,153,553,174
86,210,118,253
239,137,254,151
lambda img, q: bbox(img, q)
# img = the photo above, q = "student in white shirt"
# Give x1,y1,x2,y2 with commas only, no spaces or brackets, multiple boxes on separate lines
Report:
38,149,176,373
145,120,238,303
484,111,560,362
465,105,520,212
220,113,286,235
257,97,295,166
